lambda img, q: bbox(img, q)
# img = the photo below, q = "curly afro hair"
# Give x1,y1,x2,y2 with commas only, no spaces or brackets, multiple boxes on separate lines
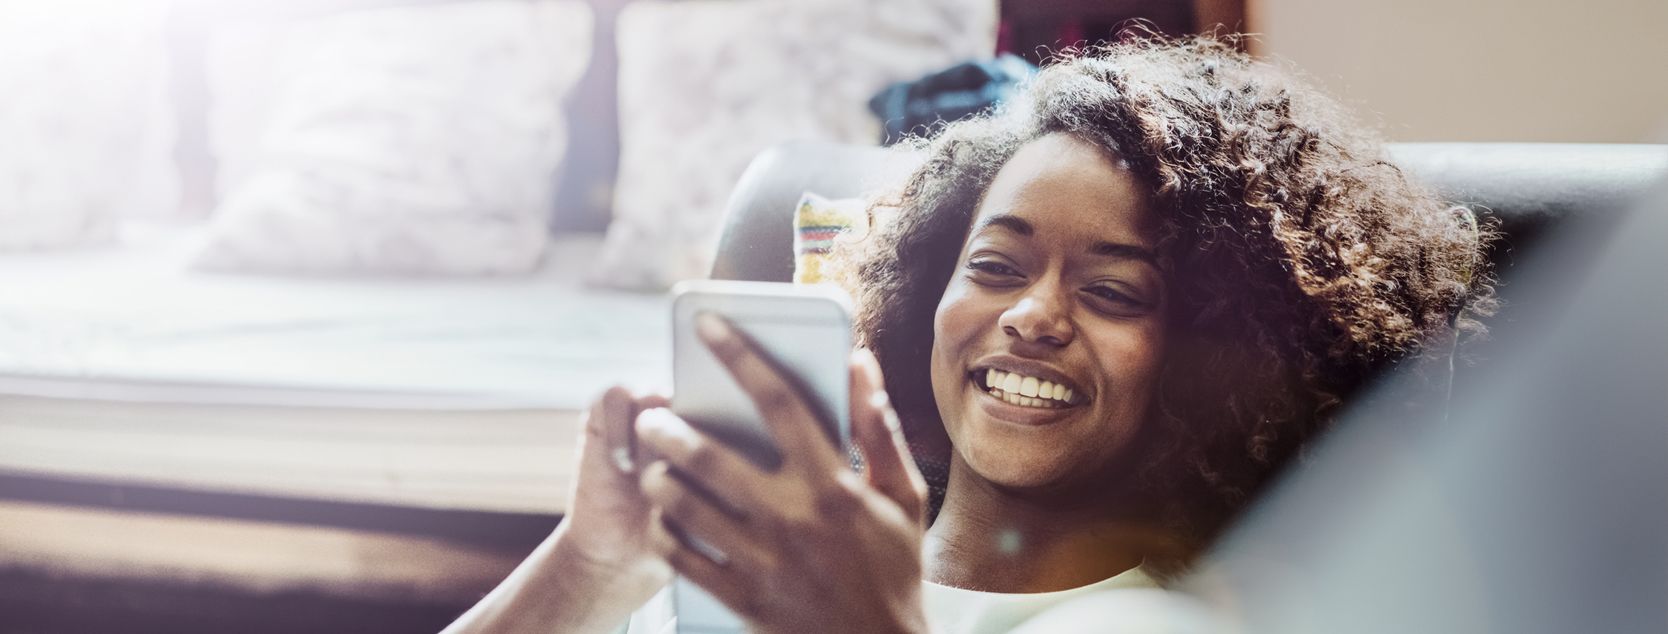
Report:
827,36,1497,551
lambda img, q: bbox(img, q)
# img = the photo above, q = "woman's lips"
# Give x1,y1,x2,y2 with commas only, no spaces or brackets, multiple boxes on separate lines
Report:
968,368,1082,406
967,374,1081,426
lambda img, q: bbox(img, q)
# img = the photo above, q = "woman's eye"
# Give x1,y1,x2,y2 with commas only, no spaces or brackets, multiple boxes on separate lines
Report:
966,259,1021,278
1086,286,1132,302
1083,285,1149,313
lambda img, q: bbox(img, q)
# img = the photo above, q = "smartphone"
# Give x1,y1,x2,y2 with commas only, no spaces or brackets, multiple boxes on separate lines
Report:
669,279,854,468
667,280,853,633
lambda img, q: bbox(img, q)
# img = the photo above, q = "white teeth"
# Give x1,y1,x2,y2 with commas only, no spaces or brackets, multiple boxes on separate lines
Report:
987,387,1063,409
981,369,1079,405
1002,373,1022,393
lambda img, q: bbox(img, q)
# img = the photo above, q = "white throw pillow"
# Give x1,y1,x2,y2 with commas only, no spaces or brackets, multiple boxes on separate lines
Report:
592,0,997,289
193,1,592,275
0,4,168,250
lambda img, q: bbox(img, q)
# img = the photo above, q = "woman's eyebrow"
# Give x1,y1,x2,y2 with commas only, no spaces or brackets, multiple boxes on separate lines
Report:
973,213,1033,237
1089,241,1158,265
976,213,1158,265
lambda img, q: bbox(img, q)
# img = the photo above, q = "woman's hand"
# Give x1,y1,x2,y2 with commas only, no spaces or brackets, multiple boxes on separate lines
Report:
559,386,675,579
635,314,930,634
444,387,674,634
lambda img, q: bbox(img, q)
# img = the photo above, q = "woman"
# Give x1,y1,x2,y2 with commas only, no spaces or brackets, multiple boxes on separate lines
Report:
447,37,1494,633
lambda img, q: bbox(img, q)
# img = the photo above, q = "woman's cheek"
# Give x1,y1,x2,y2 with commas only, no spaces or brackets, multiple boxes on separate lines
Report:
1085,322,1166,440
931,279,982,433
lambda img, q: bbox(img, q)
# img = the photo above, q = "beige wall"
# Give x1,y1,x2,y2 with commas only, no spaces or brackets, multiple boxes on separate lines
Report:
1249,0,1668,143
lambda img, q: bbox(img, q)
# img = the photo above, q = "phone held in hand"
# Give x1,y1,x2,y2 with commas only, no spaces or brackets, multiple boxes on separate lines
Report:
670,280,854,468
666,280,854,634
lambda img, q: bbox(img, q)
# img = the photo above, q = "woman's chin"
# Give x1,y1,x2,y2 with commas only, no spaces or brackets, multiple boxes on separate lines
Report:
958,439,1077,490
952,413,1138,494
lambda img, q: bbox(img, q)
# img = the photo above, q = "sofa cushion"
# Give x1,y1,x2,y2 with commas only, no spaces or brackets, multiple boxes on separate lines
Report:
591,0,997,289
194,1,592,275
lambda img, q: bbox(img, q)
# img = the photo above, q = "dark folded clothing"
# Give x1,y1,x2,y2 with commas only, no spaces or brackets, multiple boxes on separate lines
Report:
868,54,1036,145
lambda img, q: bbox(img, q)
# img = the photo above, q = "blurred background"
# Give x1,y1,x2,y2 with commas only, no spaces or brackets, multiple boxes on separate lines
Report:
0,0,1662,632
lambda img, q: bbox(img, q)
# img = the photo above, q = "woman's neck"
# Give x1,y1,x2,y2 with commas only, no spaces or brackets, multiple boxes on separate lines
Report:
922,455,1156,593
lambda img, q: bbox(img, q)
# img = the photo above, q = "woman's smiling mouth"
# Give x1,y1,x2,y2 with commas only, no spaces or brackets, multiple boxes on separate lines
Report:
968,367,1085,409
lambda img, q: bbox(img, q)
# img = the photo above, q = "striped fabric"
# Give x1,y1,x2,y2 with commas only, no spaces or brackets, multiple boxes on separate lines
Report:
791,190,951,520
792,192,867,284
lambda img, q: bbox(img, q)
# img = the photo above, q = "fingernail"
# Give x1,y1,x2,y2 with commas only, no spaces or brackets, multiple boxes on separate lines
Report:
854,347,879,367
636,408,677,447
695,311,729,344
639,408,698,455
611,447,634,473
637,407,669,433
882,408,903,433
856,347,884,382
640,460,670,487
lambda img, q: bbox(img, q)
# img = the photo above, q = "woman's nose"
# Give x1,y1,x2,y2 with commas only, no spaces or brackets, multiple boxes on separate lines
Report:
998,286,1074,347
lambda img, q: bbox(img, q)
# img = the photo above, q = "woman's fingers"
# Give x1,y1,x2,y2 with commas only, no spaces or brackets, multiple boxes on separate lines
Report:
587,387,670,475
664,542,755,619
634,392,671,410
642,460,769,619
583,386,639,475
849,349,929,523
639,460,768,569
695,312,843,475
635,408,768,515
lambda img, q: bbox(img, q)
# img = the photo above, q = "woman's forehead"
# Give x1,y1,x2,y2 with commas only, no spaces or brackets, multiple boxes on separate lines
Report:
973,134,1160,248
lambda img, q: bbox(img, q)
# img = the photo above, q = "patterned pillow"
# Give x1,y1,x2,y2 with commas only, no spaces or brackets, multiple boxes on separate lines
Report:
592,0,997,289
792,192,868,285
792,190,949,519
192,1,592,275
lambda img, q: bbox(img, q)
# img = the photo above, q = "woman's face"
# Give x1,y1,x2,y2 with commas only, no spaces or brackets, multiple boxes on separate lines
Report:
929,133,1167,493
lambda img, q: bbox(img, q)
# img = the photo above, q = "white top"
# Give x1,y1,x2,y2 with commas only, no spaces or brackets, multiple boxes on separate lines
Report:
920,567,1160,634
624,566,1160,634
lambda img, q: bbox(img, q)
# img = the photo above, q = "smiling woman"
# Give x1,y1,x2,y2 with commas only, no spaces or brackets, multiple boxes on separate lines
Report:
446,35,1498,634
919,134,1174,594
835,36,1498,583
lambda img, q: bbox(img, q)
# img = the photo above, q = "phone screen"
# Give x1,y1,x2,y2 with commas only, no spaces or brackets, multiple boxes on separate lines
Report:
670,282,852,470
667,281,853,633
